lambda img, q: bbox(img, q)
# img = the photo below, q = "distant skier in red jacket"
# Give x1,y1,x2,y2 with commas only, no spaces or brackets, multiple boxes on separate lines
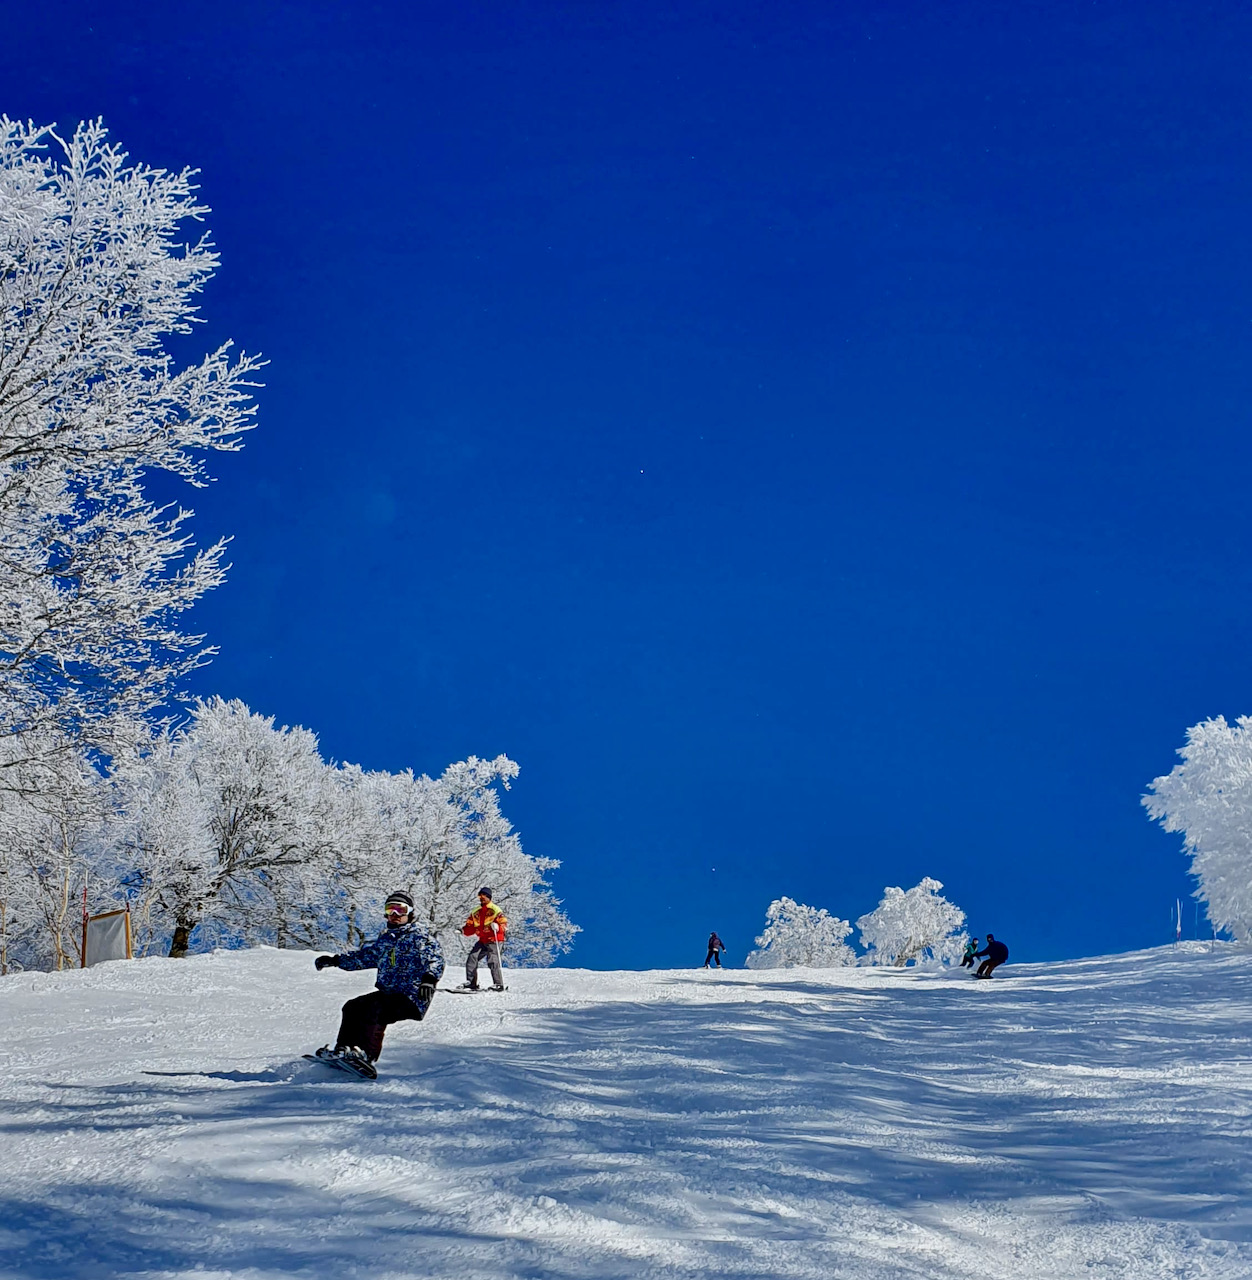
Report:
459,886,507,991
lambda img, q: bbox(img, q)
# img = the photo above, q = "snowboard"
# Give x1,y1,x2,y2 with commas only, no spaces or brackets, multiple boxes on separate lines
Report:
447,985,508,995
303,1049,377,1079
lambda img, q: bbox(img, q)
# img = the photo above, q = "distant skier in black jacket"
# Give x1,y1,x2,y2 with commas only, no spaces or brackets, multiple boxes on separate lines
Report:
973,933,1008,979
704,932,726,968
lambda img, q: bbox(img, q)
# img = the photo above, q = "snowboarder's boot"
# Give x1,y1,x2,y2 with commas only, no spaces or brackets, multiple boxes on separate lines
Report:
309,1044,377,1079
338,1045,378,1078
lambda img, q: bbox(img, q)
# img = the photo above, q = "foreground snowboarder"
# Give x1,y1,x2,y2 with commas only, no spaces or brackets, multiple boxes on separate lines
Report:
310,890,444,1077
457,886,507,991
973,933,1009,979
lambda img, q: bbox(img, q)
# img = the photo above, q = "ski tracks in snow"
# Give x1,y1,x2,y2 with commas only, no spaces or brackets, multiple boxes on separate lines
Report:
1,945,1250,1278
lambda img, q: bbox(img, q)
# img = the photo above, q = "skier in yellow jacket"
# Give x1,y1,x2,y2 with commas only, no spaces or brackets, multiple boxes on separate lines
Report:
459,886,507,991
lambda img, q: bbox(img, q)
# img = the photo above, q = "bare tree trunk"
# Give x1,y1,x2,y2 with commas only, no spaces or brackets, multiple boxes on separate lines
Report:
52,866,70,970
71,861,87,968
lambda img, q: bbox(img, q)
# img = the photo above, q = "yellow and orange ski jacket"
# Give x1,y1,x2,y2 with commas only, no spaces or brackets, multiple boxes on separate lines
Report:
462,901,507,945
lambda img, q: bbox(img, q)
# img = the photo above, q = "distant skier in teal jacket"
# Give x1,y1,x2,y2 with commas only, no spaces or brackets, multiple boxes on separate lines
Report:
961,937,980,968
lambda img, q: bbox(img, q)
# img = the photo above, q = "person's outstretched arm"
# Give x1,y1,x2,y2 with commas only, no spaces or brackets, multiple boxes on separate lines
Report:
332,937,385,971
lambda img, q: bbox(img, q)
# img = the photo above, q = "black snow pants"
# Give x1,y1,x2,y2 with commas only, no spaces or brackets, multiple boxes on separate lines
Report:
960,955,975,968
975,957,1004,979
337,989,428,1061
703,948,722,968
466,939,504,988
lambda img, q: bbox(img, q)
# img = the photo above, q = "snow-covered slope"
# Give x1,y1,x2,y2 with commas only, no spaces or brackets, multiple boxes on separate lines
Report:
1,945,1249,1279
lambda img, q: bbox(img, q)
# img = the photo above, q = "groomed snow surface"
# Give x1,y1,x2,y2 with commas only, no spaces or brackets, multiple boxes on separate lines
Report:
2,945,1250,1279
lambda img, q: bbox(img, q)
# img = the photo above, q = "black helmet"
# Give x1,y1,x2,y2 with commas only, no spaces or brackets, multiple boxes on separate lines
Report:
385,891,414,912
478,886,494,899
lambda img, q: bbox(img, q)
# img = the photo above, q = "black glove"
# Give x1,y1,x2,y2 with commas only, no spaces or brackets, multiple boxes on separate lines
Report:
417,976,437,1004
315,954,339,971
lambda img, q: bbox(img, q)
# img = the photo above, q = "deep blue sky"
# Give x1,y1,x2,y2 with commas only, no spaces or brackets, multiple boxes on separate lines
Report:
13,0,1252,965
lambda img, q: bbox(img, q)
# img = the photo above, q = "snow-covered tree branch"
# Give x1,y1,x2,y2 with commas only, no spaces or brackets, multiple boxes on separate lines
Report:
0,118,262,762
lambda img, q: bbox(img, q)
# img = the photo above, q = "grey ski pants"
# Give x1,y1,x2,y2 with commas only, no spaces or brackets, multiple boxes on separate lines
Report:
466,938,503,988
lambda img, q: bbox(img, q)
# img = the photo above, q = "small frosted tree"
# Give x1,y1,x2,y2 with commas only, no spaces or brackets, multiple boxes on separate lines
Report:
1143,715,1252,941
745,896,855,969
857,877,966,967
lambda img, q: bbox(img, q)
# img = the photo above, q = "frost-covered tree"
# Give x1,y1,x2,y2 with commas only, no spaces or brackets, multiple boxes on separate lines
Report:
327,755,578,966
0,734,112,972
745,896,856,969
0,119,261,765
116,698,332,957
422,755,577,965
18,756,108,969
1143,715,1252,941
856,877,966,966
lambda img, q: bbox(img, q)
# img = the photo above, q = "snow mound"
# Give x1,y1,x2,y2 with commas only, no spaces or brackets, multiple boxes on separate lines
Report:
2,945,1250,1278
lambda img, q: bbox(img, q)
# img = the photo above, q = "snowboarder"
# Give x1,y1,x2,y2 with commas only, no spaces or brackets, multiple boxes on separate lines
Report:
704,932,726,968
973,933,1009,979
460,886,507,991
312,890,443,1075
960,937,980,969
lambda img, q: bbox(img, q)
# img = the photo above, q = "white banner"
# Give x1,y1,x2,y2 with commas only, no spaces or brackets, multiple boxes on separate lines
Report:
83,909,132,967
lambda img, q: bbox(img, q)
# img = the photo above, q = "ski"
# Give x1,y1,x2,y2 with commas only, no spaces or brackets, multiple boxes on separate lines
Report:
303,1050,377,1080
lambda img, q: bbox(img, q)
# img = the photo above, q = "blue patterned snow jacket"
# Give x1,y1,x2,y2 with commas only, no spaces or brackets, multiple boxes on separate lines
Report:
333,919,445,1005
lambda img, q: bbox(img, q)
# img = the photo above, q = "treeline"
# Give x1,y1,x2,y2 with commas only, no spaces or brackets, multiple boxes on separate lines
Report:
0,697,576,973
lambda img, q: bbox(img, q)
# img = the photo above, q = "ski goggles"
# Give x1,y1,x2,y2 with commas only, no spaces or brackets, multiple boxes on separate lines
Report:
384,902,411,916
